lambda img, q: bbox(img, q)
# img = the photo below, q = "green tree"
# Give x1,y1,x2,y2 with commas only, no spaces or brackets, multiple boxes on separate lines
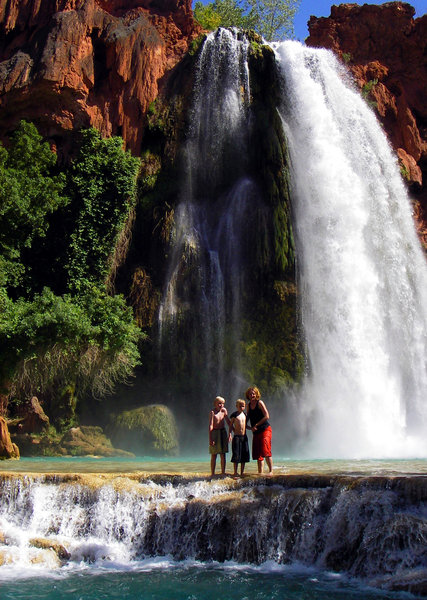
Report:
66,128,140,291
194,0,252,29
1,286,143,426
0,121,67,289
246,0,300,40
194,1,222,29
193,0,299,40
0,123,144,427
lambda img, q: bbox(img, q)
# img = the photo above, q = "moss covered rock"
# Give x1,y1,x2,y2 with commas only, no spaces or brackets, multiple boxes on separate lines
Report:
109,404,179,456
59,426,134,457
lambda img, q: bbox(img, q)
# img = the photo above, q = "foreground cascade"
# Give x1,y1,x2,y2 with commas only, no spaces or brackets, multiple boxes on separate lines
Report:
0,473,426,594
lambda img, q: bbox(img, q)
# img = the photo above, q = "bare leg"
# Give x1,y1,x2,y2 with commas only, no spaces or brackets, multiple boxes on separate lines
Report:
240,462,245,476
210,454,217,476
257,459,263,474
265,456,273,474
220,453,226,475
233,462,238,476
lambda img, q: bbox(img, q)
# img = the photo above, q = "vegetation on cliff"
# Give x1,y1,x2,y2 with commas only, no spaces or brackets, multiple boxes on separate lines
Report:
0,122,143,431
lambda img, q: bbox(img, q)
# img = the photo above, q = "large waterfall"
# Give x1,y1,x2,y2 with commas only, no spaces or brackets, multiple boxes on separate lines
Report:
157,32,427,459
275,42,427,459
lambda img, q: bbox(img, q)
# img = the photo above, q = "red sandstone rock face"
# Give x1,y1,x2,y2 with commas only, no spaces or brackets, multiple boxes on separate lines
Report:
0,0,201,155
307,2,427,248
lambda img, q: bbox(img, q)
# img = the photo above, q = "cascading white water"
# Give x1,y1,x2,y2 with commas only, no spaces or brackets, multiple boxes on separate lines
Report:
158,29,254,397
1,473,425,586
275,41,427,458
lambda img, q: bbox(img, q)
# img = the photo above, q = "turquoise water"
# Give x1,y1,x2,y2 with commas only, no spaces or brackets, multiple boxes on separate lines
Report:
1,455,426,475
0,562,405,600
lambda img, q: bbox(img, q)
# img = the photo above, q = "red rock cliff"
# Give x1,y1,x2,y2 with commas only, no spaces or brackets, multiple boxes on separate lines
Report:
307,2,427,248
0,0,201,154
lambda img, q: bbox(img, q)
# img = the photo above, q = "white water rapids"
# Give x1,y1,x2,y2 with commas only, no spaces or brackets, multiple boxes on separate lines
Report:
275,42,427,458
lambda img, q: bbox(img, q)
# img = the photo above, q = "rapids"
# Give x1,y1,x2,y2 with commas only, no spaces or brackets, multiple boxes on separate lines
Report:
0,471,426,595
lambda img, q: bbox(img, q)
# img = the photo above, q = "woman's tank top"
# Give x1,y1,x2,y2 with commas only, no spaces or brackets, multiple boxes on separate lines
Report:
247,400,270,432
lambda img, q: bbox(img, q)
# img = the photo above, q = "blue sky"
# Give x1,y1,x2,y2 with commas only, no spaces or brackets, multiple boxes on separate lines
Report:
193,1,426,41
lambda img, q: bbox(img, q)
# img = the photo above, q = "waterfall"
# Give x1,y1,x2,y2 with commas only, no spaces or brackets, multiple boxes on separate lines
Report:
158,29,255,400
0,473,426,589
154,31,427,457
274,42,427,458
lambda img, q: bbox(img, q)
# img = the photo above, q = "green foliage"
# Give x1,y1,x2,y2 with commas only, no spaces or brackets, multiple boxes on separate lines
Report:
111,405,179,455
0,120,67,289
194,1,223,29
194,0,300,40
240,293,304,392
400,164,410,181
361,79,378,98
66,129,140,291
188,34,207,56
245,0,300,40
341,52,352,64
0,122,145,425
0,286,143,406
361,79,378,109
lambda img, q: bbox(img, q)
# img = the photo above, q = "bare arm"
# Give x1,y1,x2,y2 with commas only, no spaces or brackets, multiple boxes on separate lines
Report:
209,411,214,444
225,409,232,440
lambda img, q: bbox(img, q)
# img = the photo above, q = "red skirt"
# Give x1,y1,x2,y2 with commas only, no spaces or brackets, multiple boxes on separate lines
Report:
252,426,272,460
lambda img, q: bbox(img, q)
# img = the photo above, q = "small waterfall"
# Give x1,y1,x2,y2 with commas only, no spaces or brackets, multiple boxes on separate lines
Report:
158,29,255,399
0,473,426,590
275,42,427,458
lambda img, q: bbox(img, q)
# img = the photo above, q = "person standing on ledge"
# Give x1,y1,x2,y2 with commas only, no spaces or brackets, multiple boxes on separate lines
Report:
246,386,273,475
208,396,231,477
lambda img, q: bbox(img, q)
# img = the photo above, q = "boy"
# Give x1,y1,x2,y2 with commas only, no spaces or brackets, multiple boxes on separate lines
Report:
229,399,250,477
208,396,231,476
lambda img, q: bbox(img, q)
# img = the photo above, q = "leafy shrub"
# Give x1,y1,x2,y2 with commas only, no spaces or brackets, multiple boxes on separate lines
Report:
0,123,144,422
0,286,143,403
0,121,67,289
66,129,140,290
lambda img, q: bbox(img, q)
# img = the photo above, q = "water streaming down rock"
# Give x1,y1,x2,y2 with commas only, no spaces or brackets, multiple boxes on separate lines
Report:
158,29,255,399
274,42,427,459
0,473,426,593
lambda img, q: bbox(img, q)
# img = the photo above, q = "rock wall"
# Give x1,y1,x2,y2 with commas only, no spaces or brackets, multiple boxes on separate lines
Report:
307,2,427,248
0,0,201,155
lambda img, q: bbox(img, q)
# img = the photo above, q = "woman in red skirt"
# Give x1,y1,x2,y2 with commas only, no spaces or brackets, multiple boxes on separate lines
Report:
245,386,273,475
